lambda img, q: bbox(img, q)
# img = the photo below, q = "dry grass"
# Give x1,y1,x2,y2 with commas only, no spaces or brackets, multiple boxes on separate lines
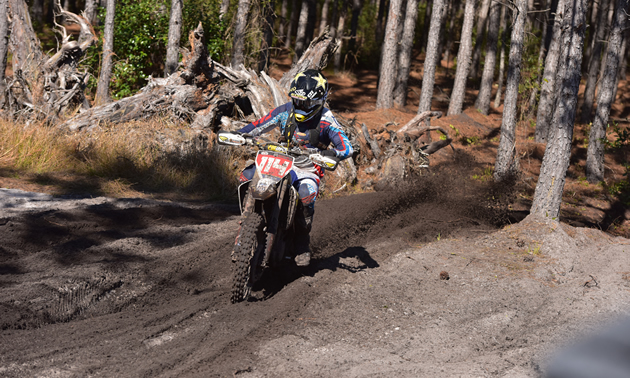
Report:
0,118,241,200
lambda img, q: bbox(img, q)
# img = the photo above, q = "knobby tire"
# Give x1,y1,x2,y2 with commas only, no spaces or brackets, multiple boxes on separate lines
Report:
230,212,265,304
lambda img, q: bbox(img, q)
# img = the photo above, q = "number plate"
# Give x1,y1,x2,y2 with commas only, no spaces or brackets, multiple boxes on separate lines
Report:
255,151,294,179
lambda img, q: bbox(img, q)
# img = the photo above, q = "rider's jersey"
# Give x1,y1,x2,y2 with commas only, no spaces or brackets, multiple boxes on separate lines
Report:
238,102,353,176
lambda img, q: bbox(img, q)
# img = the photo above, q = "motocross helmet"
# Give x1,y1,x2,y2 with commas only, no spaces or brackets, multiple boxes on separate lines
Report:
288,69,329,123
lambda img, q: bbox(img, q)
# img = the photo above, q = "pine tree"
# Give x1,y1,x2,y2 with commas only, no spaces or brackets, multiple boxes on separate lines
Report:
418,0,446,112
447,0,477,115
164,0,183,76
474,0,500,115
530,0,588,218
376,0,404,109
494,0,528,181
586,0,629,183
95,0,116,105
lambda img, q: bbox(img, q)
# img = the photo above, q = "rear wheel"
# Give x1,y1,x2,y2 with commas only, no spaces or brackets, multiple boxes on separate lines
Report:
230,212,266,303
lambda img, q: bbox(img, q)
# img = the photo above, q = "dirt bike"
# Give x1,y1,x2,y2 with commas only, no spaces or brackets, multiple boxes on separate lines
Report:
217,130,339,303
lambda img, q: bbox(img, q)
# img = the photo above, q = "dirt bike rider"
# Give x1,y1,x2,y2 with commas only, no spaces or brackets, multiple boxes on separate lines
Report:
237,69,353,267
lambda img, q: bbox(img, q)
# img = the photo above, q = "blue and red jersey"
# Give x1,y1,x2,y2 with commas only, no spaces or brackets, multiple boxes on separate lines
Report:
238,102,354,162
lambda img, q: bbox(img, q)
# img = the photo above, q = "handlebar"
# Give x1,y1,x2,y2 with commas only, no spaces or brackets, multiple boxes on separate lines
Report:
217,130,339,171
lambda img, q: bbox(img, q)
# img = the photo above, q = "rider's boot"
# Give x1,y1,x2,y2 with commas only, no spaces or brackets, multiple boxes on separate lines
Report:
294,205,314,267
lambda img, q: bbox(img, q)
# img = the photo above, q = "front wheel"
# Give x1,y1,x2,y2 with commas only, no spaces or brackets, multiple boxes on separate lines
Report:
230,212,266,304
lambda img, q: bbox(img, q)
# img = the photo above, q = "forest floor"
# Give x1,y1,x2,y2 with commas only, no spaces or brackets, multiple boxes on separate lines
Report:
1,51,630,377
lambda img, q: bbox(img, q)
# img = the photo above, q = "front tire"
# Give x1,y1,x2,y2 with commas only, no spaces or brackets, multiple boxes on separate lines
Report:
230,212,266,304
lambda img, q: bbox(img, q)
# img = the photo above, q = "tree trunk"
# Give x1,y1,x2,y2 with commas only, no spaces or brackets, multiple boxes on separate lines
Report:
96,0,115,105
8,0,46,90
279,0,289,43
393,0,419,107
0,0,8,106
32,0,45,23
612,26,629,101
348,0,362,53
164,0,183,77
418,0,445,112
329,0,339,39
375,0,387,42
285,0,298,48
295,0,310,58
419,0,432,52
306,0,317,44
474,0,500,115
580,0,612,123
376,0,403,109
526,0,554,111
586,0,628,183
469,0,490,79
447,0,477,115
493,3,507,108
530,0,587,219
220,0,230,19
334,0,348,72
442,0,460,77
258,0,276,72
319,0,331,34
231,0,251,68
84,0,98,25
494,0,528,181
534,0,566,142
584,0,599,64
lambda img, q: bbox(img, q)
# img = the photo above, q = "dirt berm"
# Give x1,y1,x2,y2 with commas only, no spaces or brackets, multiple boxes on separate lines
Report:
1,170,629,377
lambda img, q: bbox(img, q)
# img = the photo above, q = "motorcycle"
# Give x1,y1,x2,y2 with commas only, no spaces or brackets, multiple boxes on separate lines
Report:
217,130,340,303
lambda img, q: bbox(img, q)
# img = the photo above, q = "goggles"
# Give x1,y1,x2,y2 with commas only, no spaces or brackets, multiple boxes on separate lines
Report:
292,98,323,113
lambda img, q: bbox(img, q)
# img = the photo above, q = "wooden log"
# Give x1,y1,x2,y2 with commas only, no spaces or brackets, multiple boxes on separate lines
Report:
361,122,381,158
398,110,443,133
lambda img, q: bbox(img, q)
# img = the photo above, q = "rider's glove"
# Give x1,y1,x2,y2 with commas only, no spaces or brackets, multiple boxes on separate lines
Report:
321,149,337,158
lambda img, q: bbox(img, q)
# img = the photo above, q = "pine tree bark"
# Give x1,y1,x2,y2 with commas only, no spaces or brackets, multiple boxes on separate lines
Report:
534,0,566,142
319,0,331,34
32,0,45,23
285,0,299,48
494,0,528,181
231,0,251,67
580,0,612,123
447,0,477,115
586,0,628,183
348,0,362,53
164,0,183,76
84,0,98,25
220,0,230,19
0,0,8,105
469,0,490,79
295,0,310,58
393,0,419,107
420,0,433,53
493,3,507,108
375,0,387,42
584,0,599,65
334,0,348,72
474,0,500,115
306,0,317,43
95,0,115,105
329,0,339,39
258,0,276,72
376,0,403,109
279,0,288,43
418,0,445,112
530,0,587,218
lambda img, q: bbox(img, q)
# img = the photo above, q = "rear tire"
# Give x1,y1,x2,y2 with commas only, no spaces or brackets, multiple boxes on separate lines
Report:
230,212,266,304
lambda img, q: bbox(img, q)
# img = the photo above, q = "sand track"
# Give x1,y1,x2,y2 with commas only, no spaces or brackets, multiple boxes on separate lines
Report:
1,171,629,377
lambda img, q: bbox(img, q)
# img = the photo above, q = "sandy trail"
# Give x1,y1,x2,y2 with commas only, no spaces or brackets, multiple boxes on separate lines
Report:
1,174,629,377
